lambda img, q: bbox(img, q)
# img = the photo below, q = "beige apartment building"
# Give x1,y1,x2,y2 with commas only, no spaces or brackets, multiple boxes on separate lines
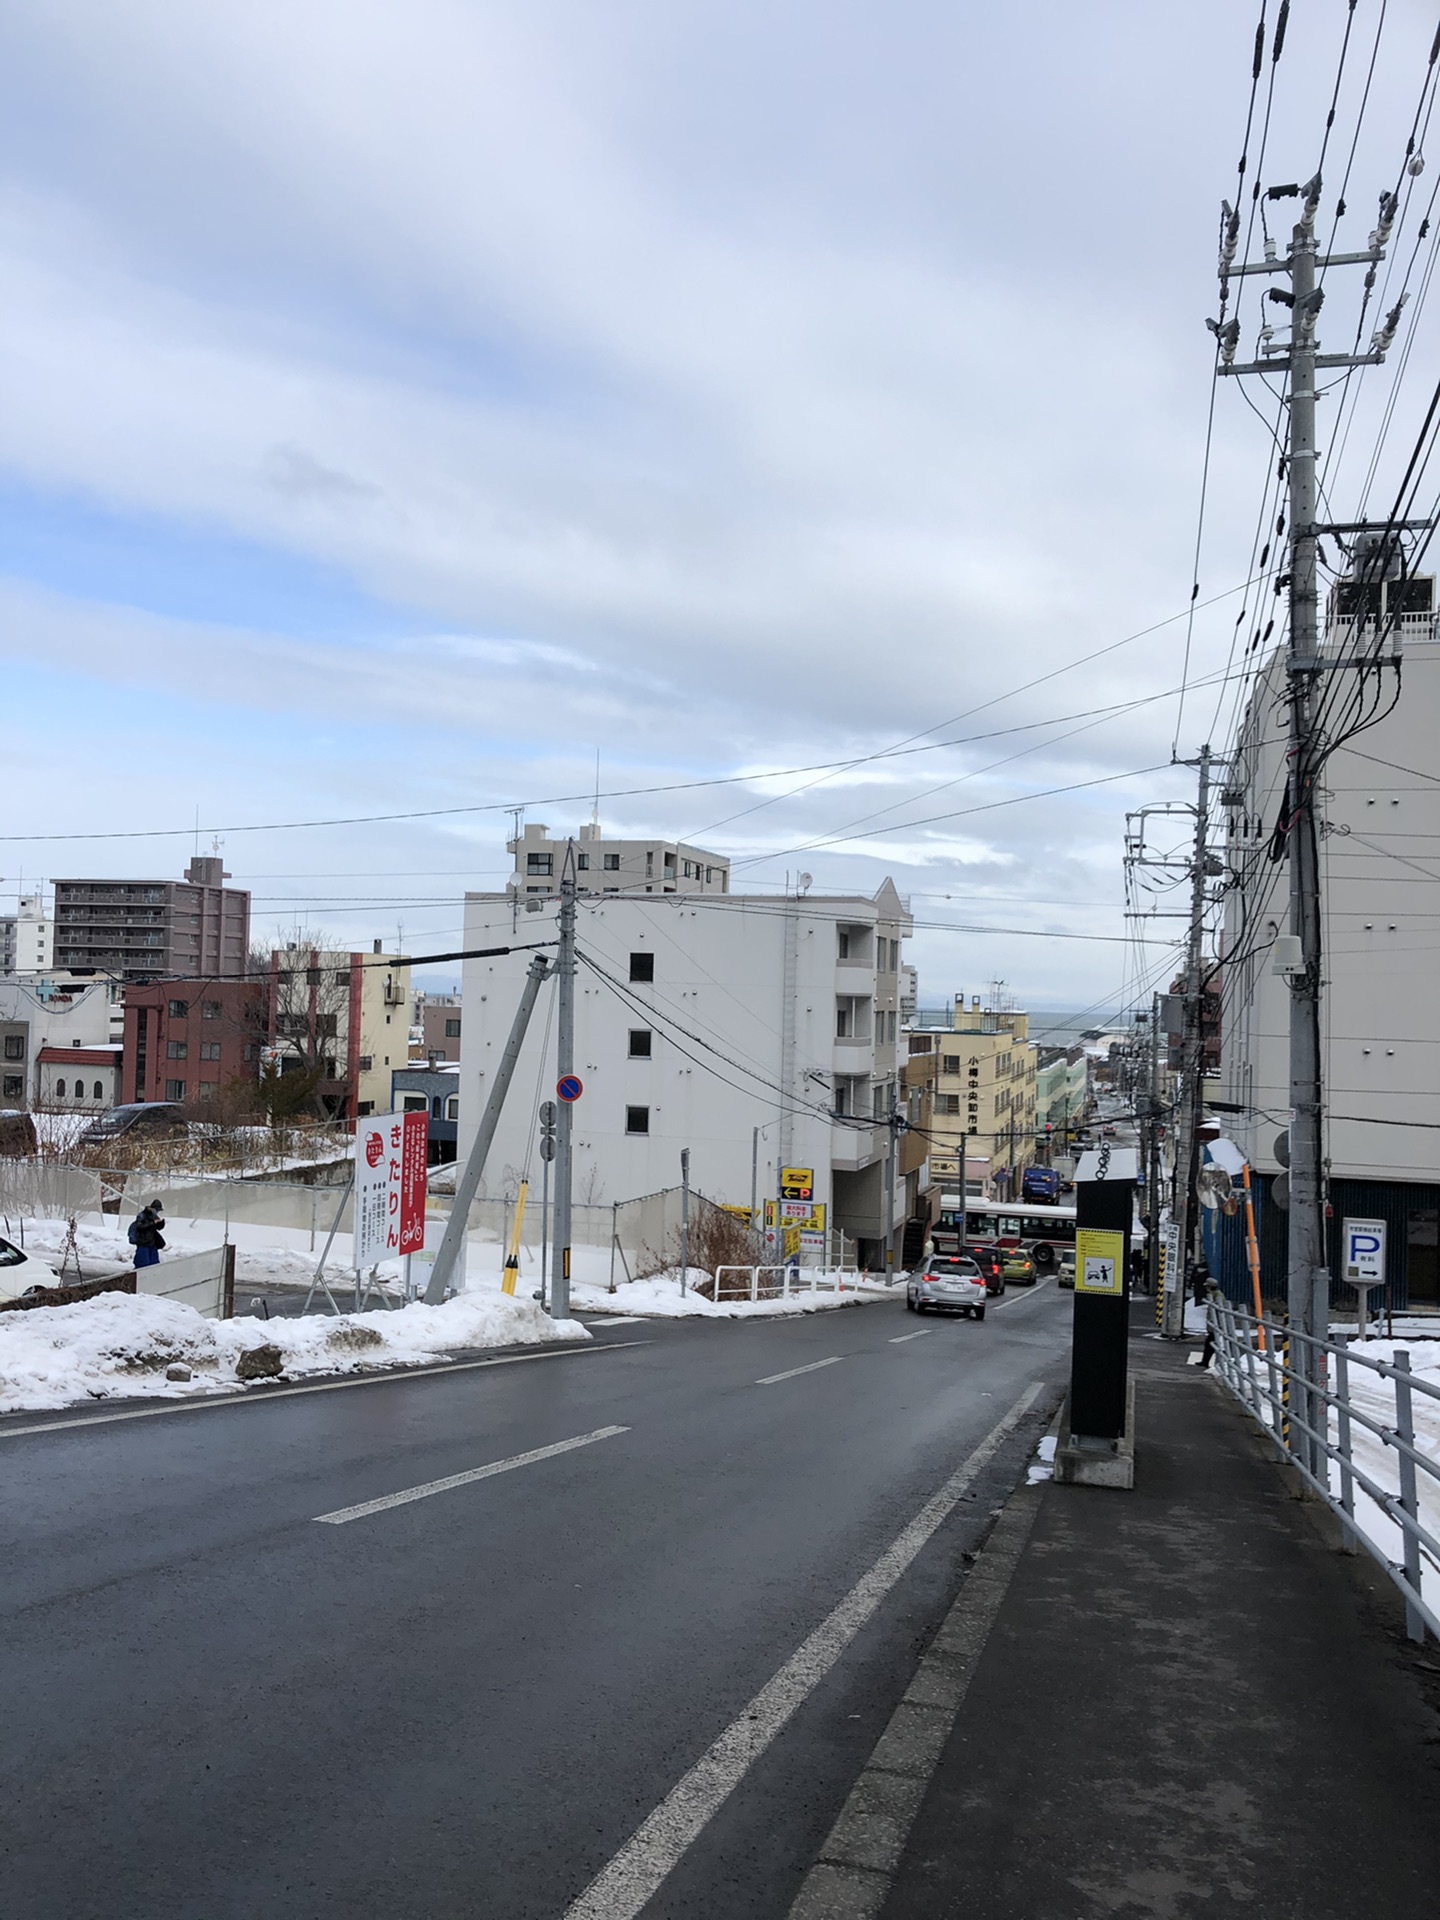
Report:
906,995,1038,1198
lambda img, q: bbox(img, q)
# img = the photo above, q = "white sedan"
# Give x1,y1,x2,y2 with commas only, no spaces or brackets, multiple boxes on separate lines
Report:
0,1234,59,1305
906,1254,989,1320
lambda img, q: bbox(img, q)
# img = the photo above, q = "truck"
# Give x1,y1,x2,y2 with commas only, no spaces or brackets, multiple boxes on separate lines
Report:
1021,1164,1061,1204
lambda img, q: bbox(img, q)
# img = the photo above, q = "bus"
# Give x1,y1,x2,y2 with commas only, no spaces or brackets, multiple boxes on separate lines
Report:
933,1195,1079,1271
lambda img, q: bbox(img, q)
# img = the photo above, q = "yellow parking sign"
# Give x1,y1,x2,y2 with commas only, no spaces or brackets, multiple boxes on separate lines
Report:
1075,1228,1125,1296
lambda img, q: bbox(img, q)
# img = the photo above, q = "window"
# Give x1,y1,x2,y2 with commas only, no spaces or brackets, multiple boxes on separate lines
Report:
834,1083,848,1116
444,1018,461,1037
167,999,189,1018
199,1041,221,1061
56,1078,67,1097
202,1001,223,1020
2,1075,22,1100
838,929,850,959
626,1105,650,1135
198,1082,216,1099
334,970,349,986
445,1096,460,1121
577,852,589,871
402,1094,428,1113
706,866,717,883
2,1036,22,1062
645,851,654,877
357,1055,373,1072
940,1093,961,1115
165,1079,186,1101
836,1002,850,1038
942,1055,960,1074
356,1101,374,1117
629,951,654,983
167,1040,188,1059
888,1011,898,1042
628,1029,652,1058
430,1096,442,1117
663,852,676,871
306,967,321,986
243,1044,258,1062
527,852,553,875
93,1081,103,1100
604,853,621,871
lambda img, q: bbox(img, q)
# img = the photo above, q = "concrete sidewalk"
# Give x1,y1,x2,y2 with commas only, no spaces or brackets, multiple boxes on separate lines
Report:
796,1320,1440,1920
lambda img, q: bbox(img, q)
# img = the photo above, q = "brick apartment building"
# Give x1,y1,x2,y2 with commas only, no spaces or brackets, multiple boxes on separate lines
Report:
122,979,266,1107
54,857,250,983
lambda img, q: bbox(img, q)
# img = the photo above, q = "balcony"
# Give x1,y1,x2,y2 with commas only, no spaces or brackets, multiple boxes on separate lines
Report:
830,1124,882,1172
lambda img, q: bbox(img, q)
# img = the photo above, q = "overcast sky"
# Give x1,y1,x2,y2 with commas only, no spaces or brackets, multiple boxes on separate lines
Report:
2,1,1435,1013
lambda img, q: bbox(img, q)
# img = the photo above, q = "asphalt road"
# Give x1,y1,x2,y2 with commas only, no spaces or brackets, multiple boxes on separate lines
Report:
1,1284,1070,1919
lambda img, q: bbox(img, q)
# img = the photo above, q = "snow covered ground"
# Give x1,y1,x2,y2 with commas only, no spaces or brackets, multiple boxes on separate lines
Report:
0,1285,589,1415
1331,1337,1440,1626
569,1268,895,1319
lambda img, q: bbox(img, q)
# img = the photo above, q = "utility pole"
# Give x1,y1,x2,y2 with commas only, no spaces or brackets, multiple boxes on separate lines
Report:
680,1147,690,1297
1216,171,1409,1461
551,845,576,1323
1146,993,1162,1298
885,1092,900,1284
1164,744,1211,1338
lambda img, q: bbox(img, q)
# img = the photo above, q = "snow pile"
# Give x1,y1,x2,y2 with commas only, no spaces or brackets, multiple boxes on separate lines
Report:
0,1289,589,1415
1330,1337,1440,1619
1027,1434,1059,1485
568,1268,890,1319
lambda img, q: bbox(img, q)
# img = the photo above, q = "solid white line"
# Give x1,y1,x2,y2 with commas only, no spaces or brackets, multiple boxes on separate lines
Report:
755,1356,843,1386
889,1329,934,1344
0,1341,652,1442
585,1316,650,1327
562,1380,1046,1920
993,1277,1053,1309
313,1424,630,1524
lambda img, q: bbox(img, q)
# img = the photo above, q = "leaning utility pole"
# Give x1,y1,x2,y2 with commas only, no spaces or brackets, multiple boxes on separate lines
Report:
550,845,577,1323
1216,171,1408,1461
1164,743,1211,1339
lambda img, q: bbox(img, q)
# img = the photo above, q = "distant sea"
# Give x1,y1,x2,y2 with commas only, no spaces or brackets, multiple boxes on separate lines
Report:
913,1005,1135,1049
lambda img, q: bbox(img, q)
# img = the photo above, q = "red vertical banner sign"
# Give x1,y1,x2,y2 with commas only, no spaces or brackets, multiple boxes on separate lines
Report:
399,1108,428,1255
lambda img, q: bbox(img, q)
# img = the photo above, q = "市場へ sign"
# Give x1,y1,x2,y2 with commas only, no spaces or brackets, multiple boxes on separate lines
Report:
354,1110,428,1268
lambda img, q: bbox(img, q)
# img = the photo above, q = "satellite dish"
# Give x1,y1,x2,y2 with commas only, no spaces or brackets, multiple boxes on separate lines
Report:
1273,1131,1291,1169
1198,1165,1234,1212
1272,1171,1290,1210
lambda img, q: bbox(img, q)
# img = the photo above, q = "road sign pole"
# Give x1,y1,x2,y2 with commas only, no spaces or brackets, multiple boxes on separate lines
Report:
552,847,576,1322
538,1100,556,1310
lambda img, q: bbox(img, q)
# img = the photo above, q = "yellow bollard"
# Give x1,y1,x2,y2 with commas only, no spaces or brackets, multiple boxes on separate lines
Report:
501,1179,528,1296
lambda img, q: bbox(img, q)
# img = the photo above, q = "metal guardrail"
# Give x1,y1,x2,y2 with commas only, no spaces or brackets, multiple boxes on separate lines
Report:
1207,1298,1440,1644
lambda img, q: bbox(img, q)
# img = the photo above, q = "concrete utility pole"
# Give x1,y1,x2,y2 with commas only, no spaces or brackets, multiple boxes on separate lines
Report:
1217,171,1408,1460
425,952,551,1303
1164,744,1212,1340
550,846,577,1323
1146,994,1163,1299
680,1147,690,1297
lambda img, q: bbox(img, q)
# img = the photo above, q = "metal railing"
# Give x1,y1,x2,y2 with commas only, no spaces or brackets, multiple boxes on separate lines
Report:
1207,1297,1440,1643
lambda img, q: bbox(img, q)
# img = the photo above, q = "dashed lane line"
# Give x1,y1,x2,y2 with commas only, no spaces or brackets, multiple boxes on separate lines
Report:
313,1425,631,1524
755,1356,844,1386
889,1330,934,1344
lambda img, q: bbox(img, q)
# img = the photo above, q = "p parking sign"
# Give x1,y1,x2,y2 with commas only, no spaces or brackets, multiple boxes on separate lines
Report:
1342,1218,1386,1283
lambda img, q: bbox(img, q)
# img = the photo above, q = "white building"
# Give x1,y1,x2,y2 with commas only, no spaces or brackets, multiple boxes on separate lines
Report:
508,821,729,899
1,893,52,975
1218,556,1440,1308
458,875,912,1263
0,977,119,1109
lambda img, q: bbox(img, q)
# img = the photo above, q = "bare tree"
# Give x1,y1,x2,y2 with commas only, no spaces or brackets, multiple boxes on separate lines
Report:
264,935,353,1121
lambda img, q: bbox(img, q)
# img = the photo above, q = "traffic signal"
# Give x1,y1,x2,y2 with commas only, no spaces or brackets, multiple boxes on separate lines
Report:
539,1099,557,1163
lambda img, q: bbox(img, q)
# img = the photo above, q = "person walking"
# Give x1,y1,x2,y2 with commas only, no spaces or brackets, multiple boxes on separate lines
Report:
128,1201,166,1270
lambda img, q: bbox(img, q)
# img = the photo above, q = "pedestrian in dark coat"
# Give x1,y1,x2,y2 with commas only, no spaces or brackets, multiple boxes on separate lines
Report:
128,1201,166,1270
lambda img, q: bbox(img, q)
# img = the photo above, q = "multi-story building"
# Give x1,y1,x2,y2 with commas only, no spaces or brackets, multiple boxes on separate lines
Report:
51,858,250,983
121,979,268,1108
906,994,1039,1198
35,1046,123,1111
0,893,52,975
0,977,118,1108
458,871,911,1265
1035,1045,1089,1141
508,821,729,898
391,1064,461,1164
1216,553,1440,1310
418,997,463,1062
267,944,411,1121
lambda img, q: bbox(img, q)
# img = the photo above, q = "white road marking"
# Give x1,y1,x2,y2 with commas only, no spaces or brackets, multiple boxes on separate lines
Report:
585,1316,650,1327
0,1342,652,1443
994,1277,1052,1309
755,1356,843,1386
563,1381,1045,1920
313,1425,630,1524
889,1329,934,1344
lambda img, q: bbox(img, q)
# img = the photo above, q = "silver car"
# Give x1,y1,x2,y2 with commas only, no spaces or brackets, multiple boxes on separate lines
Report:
906,1254,988,1320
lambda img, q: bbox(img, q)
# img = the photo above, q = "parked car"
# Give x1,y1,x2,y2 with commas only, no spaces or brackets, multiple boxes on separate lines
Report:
963,1243,1007,1297
0,1234,58,1305
906,1254,988,1319
1001,1248,1037,1286
1057,1249,1076,1288
78,1102,187,1147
